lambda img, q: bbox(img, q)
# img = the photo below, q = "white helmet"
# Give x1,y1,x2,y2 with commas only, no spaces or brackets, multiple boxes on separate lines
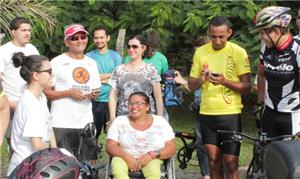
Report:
254,6,291,29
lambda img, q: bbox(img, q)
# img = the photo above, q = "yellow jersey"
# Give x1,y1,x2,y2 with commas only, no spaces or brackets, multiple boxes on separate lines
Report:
190,41,251,115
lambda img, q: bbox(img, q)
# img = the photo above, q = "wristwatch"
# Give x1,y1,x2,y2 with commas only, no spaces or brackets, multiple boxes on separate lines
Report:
155,150,161,159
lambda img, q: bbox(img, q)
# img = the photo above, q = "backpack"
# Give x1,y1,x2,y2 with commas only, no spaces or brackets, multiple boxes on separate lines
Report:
163,69,183,107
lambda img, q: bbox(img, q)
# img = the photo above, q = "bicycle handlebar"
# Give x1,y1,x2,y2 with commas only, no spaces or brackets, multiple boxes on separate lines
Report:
217,130,295,144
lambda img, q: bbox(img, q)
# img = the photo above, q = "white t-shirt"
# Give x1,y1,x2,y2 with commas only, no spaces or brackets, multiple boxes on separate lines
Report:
50,53,101,128
107,115,175,158
7,90,51,175
0,42,39,101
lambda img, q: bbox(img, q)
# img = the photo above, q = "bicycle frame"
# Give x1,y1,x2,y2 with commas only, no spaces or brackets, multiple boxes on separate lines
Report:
174,131,197,169
217,130,295,179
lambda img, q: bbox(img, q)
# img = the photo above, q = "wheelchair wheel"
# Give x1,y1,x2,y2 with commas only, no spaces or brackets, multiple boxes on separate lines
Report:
105,158,112,179
166,156,176,179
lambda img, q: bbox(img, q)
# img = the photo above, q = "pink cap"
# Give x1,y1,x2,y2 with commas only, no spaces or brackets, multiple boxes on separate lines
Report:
64,24,88,40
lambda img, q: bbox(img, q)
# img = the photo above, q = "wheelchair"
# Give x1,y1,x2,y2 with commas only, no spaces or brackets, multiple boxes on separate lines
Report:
104,156,176,179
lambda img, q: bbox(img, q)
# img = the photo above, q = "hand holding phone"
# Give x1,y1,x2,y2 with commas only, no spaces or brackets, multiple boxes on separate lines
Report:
210,72,220,77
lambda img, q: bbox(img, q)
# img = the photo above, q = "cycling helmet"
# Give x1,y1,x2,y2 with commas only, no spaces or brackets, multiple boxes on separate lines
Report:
8,148,80,179
80,122,97,139
254,6,291,29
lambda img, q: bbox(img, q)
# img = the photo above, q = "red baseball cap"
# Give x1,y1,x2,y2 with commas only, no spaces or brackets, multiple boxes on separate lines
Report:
64,24,88,40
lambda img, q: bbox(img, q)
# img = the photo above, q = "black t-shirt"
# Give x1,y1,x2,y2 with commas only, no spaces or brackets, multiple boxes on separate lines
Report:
260,38,300,112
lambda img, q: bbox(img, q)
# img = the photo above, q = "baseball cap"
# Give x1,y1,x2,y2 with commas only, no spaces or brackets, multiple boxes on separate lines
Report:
64,24,88,40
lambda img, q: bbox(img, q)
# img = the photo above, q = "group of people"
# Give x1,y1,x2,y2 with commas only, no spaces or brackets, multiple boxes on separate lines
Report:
0,5,300,179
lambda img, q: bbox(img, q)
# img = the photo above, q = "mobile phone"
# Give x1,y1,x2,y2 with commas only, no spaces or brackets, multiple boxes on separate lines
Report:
211,72,219,77
92,88,100,93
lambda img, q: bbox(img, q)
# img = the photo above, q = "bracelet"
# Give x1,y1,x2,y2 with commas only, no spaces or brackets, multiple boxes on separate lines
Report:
155,150,161,159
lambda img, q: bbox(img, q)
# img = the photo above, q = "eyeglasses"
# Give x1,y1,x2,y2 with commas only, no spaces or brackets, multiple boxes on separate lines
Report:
69,34,87,41
128,101,147,107
127,44,141,49
36,68,52,75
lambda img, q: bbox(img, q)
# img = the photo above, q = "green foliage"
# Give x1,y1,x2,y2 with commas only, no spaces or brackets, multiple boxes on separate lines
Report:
2,1,300,75
0,0,56,40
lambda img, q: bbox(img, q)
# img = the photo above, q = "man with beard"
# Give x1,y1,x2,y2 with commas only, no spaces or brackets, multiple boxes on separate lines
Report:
86,27,122,142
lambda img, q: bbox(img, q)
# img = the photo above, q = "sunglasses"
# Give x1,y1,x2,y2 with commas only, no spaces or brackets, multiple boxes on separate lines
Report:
297,16,300,19
69,34,87,41
37,68,52,75
127,44,141,49
128,101,147,107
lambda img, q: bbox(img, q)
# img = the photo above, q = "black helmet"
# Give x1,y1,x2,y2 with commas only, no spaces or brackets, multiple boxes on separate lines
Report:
8,148,80,179
80,122,97,139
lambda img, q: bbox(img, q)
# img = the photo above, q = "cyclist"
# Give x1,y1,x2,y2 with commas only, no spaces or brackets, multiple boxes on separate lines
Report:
253,6,300,137
188,16,251,179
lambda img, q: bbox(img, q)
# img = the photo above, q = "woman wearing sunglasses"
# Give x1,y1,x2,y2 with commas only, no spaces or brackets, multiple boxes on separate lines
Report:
7,52,56,176
106,91,175,179
108,34,164,126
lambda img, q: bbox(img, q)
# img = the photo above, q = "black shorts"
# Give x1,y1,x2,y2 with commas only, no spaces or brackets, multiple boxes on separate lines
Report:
199,114,241,156
262,106,300,137
53,127,98,160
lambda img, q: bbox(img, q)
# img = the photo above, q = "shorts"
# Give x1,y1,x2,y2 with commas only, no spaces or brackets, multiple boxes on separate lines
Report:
53,127,98,160
199,114,241,156
262,106,300,137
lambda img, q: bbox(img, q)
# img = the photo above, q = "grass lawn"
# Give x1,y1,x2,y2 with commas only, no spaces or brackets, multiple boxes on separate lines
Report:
0,94,258,175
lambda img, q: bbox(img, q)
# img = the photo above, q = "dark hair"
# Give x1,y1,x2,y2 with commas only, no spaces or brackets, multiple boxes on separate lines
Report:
10,17,31,30
129,34,148,46
193,35,210,48
92,26,110,36
12,52,49,83
129,91,150,104
128,34,148,58
209,16,232,29
144,30,160,50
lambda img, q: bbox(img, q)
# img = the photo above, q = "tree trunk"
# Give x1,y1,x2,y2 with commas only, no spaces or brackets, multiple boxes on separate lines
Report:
115,29,126,58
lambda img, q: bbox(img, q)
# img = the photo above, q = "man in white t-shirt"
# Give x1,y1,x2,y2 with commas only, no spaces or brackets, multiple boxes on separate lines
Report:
44,24,101,168
0,17,39,157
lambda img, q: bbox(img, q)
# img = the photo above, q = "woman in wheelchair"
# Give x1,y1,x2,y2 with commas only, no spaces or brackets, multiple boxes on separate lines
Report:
106,91,176,179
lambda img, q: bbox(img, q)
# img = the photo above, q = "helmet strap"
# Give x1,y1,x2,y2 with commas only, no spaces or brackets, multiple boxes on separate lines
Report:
265,29,277,48
265,28,283,49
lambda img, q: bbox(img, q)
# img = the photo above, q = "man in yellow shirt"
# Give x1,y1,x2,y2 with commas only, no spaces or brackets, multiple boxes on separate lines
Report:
188,16,251,179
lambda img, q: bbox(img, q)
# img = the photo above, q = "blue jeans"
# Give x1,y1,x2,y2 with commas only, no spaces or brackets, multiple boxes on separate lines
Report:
193,105,210,176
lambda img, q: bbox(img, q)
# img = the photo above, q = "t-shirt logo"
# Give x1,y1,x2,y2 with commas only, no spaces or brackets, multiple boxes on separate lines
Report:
73,67,90,84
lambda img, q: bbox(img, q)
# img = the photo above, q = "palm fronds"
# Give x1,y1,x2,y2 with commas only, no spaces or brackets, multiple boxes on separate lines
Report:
0,0,57,38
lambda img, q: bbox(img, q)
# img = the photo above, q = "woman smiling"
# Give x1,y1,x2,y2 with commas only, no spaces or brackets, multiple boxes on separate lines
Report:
108,34,164,124
106,91,175,179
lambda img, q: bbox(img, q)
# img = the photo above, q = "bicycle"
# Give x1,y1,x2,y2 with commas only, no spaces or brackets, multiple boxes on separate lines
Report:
8,122,106,179
217,129,300,179
174,131,197,169
77,122,106,179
